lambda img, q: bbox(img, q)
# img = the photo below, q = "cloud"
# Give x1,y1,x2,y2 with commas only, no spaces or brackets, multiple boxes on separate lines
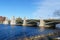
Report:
33,0,60,19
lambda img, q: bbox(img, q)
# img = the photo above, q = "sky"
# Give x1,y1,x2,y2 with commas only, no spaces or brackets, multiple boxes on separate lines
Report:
0,0,60,19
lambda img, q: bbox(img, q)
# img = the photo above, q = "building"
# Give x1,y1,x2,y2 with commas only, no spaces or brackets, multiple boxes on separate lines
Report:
0,16,6,23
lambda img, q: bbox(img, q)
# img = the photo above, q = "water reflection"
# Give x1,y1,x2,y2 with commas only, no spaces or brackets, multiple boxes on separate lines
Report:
39,27,45,32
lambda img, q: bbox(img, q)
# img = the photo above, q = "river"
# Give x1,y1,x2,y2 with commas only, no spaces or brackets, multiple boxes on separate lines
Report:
0,24,55,40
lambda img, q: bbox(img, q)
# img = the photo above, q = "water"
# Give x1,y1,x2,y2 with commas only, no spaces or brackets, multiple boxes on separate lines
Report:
0,24,55,40
56,24,60,29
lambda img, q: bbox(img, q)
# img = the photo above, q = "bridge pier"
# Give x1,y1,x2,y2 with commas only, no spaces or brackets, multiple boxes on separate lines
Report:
22,17,27,26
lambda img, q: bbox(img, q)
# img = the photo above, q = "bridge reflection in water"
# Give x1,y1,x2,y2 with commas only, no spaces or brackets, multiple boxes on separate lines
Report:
0,24,59,40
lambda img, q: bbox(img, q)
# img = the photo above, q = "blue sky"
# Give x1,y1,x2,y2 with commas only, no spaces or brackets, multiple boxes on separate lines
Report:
0,0,60,19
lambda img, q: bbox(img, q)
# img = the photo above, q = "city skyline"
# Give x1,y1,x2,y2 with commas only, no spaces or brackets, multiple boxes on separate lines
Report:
0,0,60,19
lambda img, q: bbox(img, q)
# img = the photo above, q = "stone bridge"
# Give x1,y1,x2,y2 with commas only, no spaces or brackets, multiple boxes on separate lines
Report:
44,19,60,29
27,19,60,29
24,19,60,29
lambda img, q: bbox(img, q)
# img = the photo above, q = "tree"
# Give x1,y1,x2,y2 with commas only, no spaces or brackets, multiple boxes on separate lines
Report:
16,17,23,24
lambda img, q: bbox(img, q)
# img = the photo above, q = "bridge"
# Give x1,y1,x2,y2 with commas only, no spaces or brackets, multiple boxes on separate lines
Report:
27,19,60,29
44,19,60,29
19,18,60,29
